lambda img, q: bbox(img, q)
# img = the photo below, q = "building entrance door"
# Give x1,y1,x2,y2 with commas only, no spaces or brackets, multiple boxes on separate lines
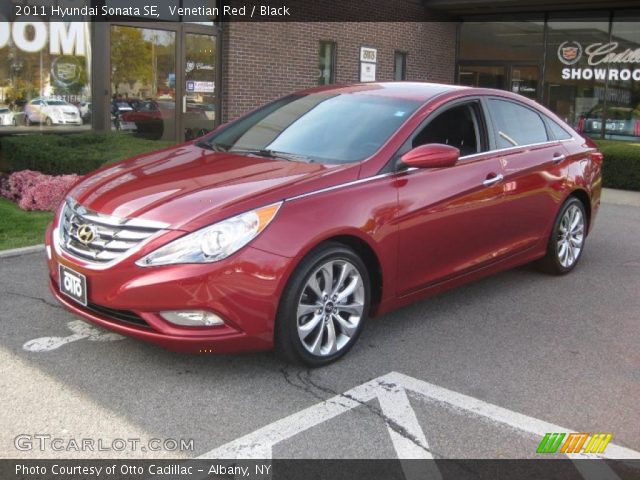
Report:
458,64,540,102
180,29,219,141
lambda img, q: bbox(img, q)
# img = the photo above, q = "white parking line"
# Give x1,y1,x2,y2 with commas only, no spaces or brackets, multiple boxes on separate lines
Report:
23,320,124,352
200,372,640,479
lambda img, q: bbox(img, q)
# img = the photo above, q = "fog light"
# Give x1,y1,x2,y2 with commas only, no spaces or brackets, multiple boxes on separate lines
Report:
160,310,224,327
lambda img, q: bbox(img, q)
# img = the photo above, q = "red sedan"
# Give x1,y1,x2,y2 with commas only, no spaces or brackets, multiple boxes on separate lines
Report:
45,82,603,366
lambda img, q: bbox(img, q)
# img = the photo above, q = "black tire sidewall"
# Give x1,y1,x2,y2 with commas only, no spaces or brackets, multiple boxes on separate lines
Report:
547,197,587,274
275,244,371,367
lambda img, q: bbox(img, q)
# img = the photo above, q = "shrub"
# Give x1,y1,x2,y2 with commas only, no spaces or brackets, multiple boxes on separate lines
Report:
0,132,174,176
594,140,640,192
0,170,80,211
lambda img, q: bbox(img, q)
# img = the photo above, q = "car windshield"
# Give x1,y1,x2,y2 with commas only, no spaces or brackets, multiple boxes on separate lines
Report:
206,93,421,163
0,108,9,113
46,100,67,106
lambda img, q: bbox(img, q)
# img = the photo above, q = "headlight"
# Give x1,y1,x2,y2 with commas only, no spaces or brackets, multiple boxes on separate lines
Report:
136,202,282,267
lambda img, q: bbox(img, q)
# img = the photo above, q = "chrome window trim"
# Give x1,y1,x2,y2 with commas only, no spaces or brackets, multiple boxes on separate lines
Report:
285,138,578,202
285,172,396,202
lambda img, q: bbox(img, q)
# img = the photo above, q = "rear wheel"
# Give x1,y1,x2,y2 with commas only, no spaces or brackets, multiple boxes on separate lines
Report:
275,243,370,366
538,197,587,275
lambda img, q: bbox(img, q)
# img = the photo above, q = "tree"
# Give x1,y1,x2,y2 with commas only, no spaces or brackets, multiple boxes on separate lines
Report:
110,27,153,94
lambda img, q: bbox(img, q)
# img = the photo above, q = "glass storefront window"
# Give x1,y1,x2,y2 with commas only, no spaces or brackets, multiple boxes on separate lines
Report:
545,14,610,136
0,22,91,131
110,26,176,141
607,11,640,140
184,33,216,140
459,17,545,62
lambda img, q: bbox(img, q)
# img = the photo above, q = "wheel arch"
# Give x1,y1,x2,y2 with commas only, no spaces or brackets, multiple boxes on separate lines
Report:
278,232,385,316
568,188,591,232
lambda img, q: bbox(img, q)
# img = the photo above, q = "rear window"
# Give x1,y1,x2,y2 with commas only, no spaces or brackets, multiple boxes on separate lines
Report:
488,99,548,148
547,118,573,140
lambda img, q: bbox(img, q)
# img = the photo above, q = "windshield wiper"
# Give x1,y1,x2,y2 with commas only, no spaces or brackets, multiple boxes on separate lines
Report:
228,148,315,163
195,140,228,152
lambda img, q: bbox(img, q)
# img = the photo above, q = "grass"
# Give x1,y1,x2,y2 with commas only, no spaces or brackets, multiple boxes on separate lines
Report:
0,132,174,250
0,198,53,250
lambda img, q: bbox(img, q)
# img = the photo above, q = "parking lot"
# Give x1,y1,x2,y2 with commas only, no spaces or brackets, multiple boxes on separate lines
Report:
1,201,639,462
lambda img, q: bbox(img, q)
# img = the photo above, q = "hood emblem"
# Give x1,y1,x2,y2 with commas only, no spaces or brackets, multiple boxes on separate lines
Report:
77,224,96,245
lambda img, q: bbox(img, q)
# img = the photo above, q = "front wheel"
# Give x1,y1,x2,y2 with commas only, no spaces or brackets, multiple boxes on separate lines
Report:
45,117,53,127
275,243,370,366
538,197,587,275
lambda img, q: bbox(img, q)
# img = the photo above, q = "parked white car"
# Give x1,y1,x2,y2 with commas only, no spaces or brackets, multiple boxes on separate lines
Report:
0,107,16,126
24,98,82,126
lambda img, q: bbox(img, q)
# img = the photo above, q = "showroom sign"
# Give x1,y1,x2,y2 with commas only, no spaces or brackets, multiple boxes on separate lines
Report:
0,21,87,56
559,41,640,81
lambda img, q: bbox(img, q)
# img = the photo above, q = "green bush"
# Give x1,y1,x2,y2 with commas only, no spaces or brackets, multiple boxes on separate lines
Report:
0,132,174,175
594,139,640,192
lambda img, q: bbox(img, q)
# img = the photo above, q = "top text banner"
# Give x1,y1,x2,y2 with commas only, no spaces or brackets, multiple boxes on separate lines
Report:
1,0,441,22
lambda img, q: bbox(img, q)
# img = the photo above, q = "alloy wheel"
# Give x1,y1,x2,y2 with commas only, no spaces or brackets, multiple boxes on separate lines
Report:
556,204,585,268
296,259,365,357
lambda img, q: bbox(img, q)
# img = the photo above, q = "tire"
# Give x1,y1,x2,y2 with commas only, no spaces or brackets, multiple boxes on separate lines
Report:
275,242,371,367
45,117,53,127
25,116,31,126
12,118,17,127
537,197,587,275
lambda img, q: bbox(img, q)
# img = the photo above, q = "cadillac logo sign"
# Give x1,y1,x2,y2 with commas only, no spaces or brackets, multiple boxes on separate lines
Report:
77,224,96,245
558,41,583,65
51,56,83,87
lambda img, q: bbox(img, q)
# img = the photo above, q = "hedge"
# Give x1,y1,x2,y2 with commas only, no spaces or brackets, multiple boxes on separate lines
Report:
594,139,640,192
0,132,174,176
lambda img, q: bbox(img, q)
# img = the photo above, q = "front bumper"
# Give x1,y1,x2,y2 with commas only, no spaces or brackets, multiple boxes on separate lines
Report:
45,224,293,354
52,118,82,125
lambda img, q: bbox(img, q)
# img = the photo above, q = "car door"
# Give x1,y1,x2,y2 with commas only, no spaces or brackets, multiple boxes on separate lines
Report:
395,99,513,297
483,97,562,251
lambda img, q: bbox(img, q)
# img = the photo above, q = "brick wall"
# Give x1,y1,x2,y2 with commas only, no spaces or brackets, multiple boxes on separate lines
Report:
221,20,458,122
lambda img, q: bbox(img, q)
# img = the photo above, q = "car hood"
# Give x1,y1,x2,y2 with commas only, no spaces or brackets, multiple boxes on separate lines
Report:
68,143,356,231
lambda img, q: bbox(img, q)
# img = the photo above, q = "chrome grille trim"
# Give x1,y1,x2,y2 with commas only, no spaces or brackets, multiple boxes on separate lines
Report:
58,198,169,264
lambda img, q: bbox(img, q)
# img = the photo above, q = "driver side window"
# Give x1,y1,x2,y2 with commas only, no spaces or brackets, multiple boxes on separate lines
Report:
412,103,486,157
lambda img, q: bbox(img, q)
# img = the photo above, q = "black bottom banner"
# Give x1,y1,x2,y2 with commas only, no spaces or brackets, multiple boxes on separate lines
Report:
2,459,640,480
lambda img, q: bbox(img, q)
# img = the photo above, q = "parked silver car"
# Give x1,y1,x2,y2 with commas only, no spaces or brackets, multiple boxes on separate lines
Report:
0,107,16,126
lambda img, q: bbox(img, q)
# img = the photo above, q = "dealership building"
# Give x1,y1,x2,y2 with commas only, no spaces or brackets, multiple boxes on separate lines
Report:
0,0,639,143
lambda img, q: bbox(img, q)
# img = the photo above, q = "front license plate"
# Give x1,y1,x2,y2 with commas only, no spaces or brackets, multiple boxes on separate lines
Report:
59,264,87,306
119,122,136,130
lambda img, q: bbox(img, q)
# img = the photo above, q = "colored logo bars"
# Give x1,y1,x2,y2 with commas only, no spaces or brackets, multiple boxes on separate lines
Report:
537,432,613,454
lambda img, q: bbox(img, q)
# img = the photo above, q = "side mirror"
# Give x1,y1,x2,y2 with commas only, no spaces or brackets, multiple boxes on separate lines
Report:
400,144,460,169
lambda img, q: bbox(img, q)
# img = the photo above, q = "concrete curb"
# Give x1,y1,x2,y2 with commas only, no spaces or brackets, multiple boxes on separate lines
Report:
0,244,45,259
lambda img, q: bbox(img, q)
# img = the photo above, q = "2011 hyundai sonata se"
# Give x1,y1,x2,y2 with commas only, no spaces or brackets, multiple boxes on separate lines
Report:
45,82,603,366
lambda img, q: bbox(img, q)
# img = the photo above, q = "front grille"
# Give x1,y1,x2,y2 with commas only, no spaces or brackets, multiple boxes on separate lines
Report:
86,303,150,328
59,198,167,264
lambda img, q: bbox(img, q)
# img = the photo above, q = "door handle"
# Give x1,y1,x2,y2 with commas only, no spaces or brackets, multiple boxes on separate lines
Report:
552,153,566,163
483,173,504,187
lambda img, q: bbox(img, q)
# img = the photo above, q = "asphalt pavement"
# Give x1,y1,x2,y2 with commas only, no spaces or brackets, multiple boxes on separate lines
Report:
1,202,638,461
